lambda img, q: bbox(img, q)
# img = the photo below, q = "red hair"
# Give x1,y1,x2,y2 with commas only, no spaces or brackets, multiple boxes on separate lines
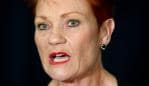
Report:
87,0,115,24
26,0,115,24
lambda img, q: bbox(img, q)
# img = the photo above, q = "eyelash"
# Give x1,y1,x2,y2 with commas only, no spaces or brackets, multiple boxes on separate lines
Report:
67,19,80,28
36,19,80,30
36,23,49,30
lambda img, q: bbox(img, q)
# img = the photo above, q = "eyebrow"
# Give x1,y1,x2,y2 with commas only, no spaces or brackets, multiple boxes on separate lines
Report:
61,11,85,18
35,16,48,20
35,11,85,20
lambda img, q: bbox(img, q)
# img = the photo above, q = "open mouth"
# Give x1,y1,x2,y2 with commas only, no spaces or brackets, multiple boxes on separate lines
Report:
49,52,70,65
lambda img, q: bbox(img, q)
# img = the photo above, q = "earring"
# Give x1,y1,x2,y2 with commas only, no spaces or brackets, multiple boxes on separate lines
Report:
100,44,106,50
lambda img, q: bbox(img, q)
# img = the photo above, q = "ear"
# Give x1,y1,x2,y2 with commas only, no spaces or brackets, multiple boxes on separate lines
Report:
99,18,115,46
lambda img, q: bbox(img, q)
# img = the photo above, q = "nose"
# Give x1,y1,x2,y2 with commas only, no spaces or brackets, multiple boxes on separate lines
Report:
48,30,66,45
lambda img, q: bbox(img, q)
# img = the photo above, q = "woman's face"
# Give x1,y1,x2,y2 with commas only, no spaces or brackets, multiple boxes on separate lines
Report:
35,0,102,81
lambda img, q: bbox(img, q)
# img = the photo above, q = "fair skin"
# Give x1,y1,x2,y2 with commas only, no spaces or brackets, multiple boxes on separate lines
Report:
34,0,117,86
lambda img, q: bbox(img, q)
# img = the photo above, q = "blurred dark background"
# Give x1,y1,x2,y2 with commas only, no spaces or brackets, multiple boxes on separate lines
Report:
1,0,145,86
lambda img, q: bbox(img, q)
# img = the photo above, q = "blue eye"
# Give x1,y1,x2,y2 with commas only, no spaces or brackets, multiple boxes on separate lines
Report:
67,19,80,27
37,23,49,30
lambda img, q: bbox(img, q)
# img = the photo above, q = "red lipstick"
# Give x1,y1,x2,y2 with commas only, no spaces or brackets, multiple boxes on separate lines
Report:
49,52,70,65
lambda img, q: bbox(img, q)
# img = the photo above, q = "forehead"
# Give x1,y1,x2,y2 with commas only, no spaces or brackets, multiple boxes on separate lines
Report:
36,0,92,16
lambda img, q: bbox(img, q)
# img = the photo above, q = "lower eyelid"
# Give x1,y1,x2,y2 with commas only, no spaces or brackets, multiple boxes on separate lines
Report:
68,20,80,26
36,23,48,30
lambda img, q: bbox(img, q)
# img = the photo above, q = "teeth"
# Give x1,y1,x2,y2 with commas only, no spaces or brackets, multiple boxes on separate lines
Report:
56,54,64,57
53,56,69,62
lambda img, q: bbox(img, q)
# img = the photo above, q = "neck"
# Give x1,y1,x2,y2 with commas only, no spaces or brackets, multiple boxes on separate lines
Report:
60,66,101,86
49,66,117,86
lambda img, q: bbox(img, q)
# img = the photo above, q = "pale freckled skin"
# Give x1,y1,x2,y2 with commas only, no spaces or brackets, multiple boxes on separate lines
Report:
34,0,117,86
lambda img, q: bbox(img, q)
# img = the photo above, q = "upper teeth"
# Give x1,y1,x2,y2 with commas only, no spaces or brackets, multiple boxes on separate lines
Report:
56,54,64,57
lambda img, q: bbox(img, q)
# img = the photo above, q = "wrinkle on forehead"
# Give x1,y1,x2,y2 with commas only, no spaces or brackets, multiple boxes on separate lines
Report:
38,0,90,8
36,0,95,21
38,0,58,6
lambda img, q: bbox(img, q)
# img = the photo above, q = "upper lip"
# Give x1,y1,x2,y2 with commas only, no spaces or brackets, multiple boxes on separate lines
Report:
49,52,71,59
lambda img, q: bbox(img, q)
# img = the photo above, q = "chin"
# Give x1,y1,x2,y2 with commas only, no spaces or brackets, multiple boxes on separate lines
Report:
47,69,76,81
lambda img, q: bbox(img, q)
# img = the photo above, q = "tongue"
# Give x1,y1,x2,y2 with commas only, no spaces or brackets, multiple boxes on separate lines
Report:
53,56,69,62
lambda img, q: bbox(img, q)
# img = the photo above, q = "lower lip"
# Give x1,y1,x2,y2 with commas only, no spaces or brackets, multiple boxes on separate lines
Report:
48,52,70,65
49,58,70,65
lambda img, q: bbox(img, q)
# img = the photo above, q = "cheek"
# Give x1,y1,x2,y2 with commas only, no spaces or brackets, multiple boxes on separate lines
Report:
35,35,43,53
68,27,99,71
72,27,99,52
35,33,48,52
35,33,51,71
34,33,49,63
